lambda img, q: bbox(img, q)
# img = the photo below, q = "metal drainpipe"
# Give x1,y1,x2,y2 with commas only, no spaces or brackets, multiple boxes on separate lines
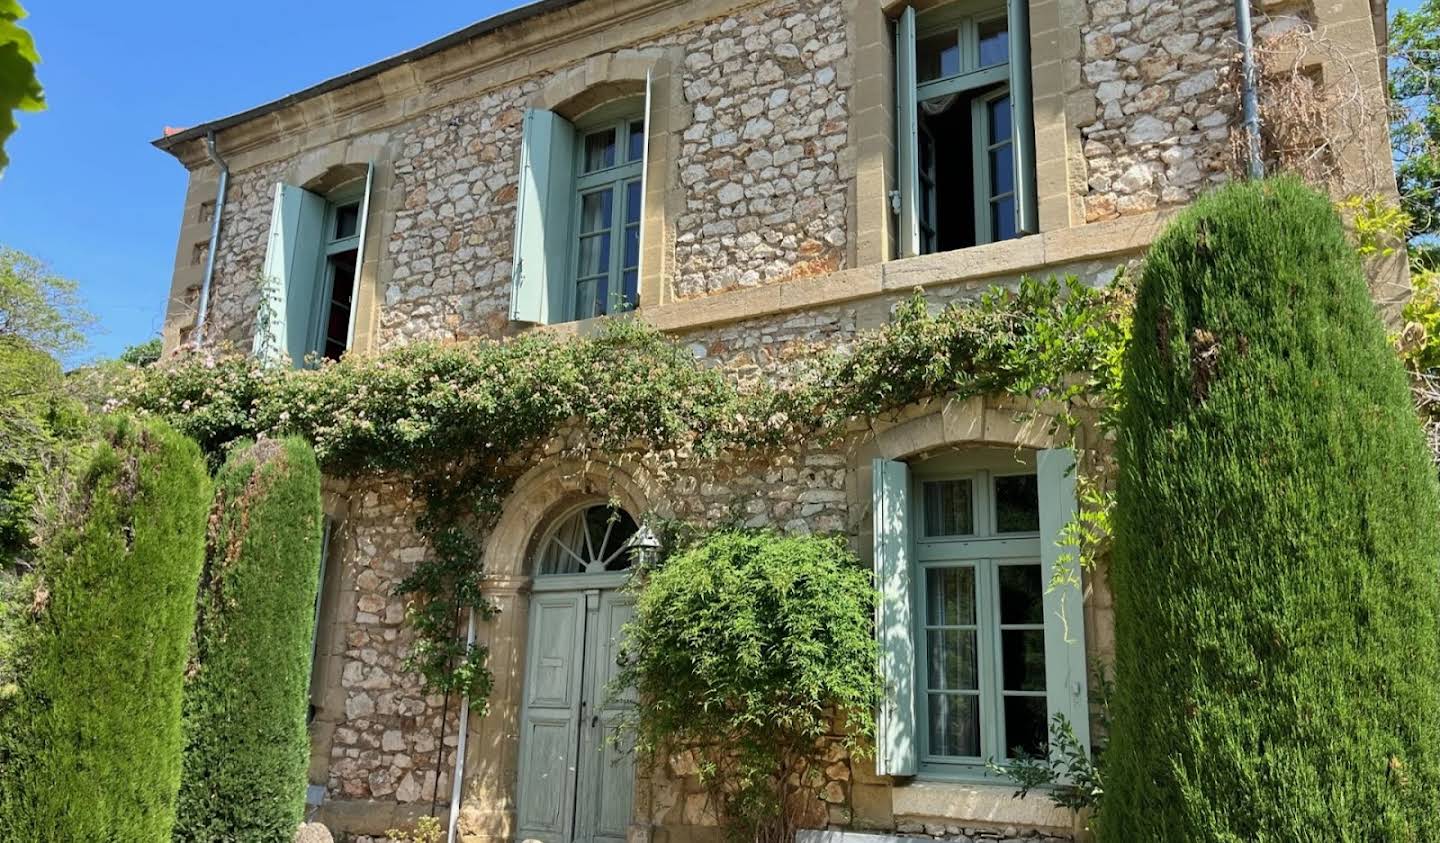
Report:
446,607,477,843
195,130,230,345
1235,0,1265,180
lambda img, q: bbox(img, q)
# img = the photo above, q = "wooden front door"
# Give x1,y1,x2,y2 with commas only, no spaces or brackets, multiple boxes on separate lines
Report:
516,586,635,843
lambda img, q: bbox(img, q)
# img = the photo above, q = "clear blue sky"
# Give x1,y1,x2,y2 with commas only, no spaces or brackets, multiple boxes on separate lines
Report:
0,1,1425,364
0,1,521,363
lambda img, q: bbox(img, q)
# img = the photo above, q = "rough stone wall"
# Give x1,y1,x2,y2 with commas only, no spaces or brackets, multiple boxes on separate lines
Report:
324,480,461,809
205,161,285,349
672,0,851,298
383,94,536,346
1076,0,1238,221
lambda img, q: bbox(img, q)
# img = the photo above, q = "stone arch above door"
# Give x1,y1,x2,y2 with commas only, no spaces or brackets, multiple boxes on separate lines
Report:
482,458,661,584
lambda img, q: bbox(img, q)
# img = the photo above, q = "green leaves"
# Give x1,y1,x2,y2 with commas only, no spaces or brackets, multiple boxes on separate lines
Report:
0,1,43,173
113,274,1131,703
614,530,879,840
1389,0,1440,238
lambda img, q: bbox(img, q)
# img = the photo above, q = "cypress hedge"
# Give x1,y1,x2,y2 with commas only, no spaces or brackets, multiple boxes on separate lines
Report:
0,416,210,841
1104,178,1440,841
174,436,324,842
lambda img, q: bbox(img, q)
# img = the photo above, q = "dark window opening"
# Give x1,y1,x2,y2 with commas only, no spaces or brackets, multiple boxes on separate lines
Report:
921,97,979,253
323,250,356,361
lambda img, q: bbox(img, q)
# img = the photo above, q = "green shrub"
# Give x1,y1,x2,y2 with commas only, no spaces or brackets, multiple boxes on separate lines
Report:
0,416,210,842
1104,178,1440,841
174,436,324,842
616,529,880,843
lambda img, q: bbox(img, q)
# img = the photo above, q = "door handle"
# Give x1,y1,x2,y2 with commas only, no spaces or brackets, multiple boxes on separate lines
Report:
591,715,599,729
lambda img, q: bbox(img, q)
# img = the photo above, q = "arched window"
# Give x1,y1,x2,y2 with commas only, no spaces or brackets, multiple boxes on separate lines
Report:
534,502,641,576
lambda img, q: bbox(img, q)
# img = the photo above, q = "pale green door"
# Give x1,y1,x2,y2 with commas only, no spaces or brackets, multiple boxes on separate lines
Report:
516,592,587,842
572,590,635,843
517,587,635,843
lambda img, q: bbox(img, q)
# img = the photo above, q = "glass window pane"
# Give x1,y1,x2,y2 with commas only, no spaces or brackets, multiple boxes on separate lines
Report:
923,479,974,537
578,234,611,279
998,563,1044,625
334,203,359,240
926,566,976,626
1003,696,1049,758
928,628,978,690
917,31,962,83
584,128,617,173
992,196,1017,242
995,474,1039,533
929,693,980,757
625,179,643,225
620,270,639,311
627,120,646,163
624,225,640,271
978,18,1010,68
990,146,1015,199
1002,629,1047,692
575,278,601,320
580,189,613,234
989,95,1012,144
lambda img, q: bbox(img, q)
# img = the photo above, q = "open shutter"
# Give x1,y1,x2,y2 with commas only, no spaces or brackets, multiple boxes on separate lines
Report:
895,7,921,259
636,68,654,304
873,458,917,776
510,109,578,324
344,163,375,351
254,182,325,367
1038,448,1091,756
1008,0,1038,236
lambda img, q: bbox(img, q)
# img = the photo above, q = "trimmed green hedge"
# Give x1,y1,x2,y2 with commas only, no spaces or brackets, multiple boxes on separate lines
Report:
174,436,323,842
1104,178,1440,840
0,416,210,841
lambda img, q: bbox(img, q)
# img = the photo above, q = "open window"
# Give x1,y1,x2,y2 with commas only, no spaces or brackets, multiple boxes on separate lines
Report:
896,1,1036,258
254,165,374,367
510,74,652,325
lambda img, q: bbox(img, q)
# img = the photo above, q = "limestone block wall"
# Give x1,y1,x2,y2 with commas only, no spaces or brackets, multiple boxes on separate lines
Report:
671,0,851,298
1074,0,1238,221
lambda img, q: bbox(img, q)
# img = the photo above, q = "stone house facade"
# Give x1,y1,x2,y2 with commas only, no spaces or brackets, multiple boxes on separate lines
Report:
152,0,1396,841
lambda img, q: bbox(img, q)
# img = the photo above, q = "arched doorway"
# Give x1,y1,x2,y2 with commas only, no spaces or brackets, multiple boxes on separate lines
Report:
516,501,641,843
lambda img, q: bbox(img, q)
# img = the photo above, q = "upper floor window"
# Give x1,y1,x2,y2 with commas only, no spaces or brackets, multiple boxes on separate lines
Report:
510,86,652,326
254,165,374,368
896,1,1036,258
872,448,1090,780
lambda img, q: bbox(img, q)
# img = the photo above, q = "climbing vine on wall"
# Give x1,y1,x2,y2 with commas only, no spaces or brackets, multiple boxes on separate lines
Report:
112,276,1132,700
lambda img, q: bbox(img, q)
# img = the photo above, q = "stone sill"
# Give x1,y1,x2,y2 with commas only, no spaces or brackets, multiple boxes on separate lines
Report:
543,210,1170,340
890,780,1075,832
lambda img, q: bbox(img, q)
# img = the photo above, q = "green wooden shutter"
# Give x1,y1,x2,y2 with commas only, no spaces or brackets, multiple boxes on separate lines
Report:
873,458,917,776
343,163,375,351
510,109,578,325
1038,448,1091,756
1008,0,1039,236
895,7,921,259
255,182,326,367
636,67,654,302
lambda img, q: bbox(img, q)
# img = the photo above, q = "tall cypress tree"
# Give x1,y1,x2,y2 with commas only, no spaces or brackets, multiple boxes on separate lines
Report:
1104,178,1440,840
175,436,324,842
0,416,210,841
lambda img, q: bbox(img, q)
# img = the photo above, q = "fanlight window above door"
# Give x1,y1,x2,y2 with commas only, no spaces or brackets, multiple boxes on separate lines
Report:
536,504,641,576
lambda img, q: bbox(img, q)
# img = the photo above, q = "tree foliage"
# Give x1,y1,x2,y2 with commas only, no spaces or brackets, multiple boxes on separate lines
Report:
0,1,42,173
1391,0,1440,239
615,530,879,842
1104,178,1440,841
175,436,323,843
0,416,210,842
